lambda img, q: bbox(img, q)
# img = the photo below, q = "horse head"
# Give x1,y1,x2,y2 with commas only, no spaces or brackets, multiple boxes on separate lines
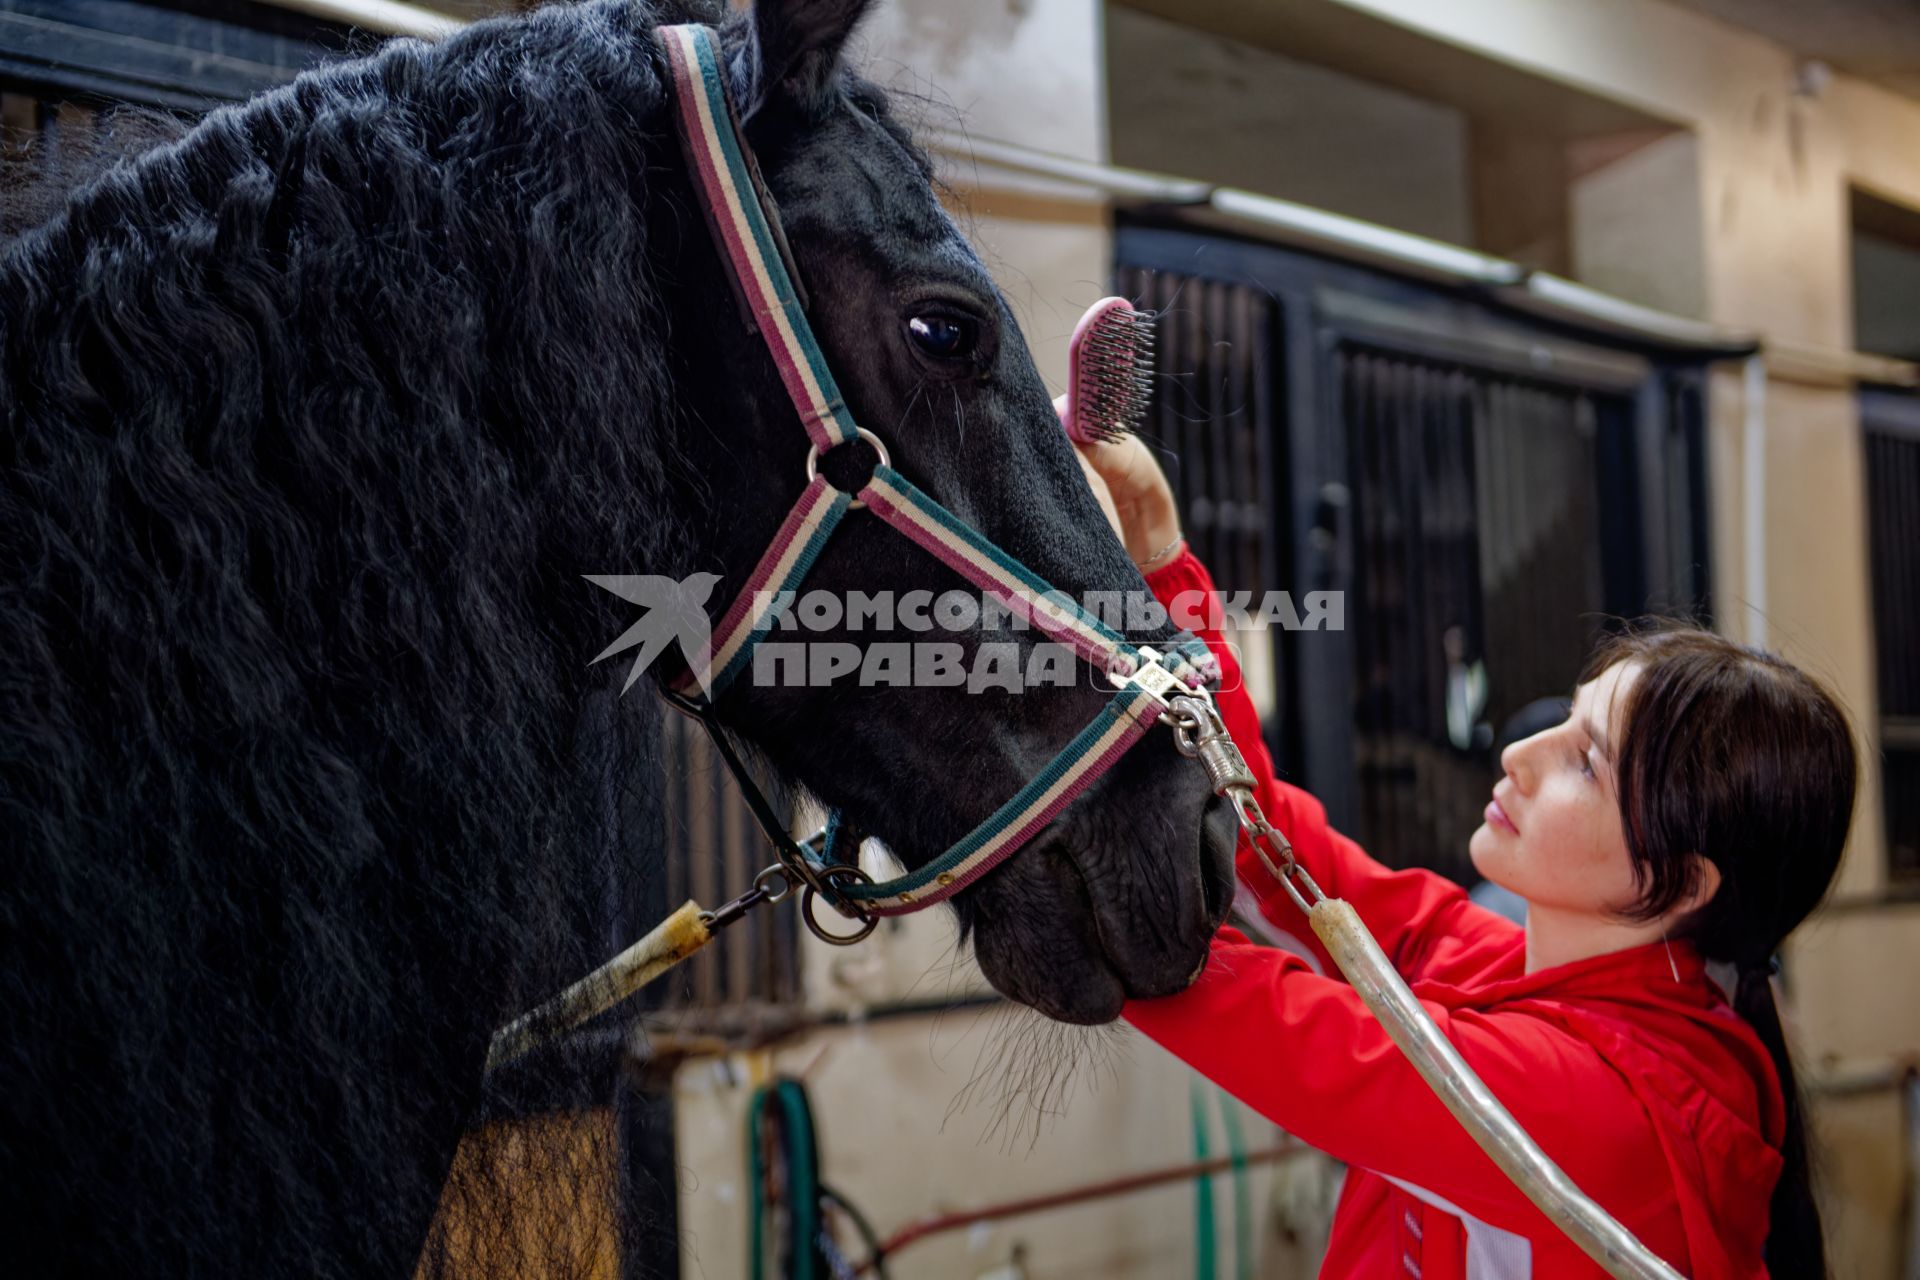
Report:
646,0,1237,1023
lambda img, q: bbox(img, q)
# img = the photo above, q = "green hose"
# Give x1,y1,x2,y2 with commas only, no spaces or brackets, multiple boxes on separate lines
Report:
1216,1088,1252,1280
748,1086,766,1277
820,1183,891,1280
751,1074,1244,1280
748,1078,825,1280
1189,1078,1217,1280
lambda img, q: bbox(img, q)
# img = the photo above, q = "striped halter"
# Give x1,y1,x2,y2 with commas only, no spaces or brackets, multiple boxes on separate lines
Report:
653,25,1219,934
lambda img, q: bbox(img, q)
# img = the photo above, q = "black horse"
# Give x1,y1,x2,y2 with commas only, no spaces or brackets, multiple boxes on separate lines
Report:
0,1,1234,1275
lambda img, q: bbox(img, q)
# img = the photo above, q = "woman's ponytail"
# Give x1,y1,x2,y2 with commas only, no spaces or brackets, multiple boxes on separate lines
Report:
1736,964,1826,1280
1583,626,1857,1280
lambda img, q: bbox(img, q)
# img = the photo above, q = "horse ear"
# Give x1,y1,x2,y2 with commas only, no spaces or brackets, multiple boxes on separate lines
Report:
740,0,876,116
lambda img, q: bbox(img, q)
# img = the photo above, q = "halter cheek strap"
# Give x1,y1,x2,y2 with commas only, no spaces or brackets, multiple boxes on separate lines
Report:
655,24,1218,920
659,24,857,453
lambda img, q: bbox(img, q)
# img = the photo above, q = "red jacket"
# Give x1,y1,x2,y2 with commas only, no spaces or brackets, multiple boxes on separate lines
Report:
1126,547,1785,1280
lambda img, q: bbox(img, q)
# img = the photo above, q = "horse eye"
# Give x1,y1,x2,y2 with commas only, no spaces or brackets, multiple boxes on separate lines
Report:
907,314,977,360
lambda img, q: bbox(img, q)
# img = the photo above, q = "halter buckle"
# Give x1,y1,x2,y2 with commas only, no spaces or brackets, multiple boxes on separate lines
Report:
1107,646,1185,707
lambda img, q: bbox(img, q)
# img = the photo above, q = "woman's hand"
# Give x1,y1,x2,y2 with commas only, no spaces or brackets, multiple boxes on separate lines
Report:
1058,395,1184,572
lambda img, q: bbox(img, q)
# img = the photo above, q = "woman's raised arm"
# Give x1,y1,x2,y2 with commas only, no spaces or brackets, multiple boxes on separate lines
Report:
1141,540,1517,981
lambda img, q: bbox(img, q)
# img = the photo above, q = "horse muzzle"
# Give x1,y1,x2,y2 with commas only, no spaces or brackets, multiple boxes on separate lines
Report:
962,758,1237,1024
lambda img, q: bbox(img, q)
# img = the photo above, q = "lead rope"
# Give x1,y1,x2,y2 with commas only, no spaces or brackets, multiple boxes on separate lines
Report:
485,652,1212,1072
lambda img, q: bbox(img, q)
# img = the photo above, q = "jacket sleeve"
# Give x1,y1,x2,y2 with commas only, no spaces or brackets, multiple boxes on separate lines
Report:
1123,930,1675,1243
1144,545,1517,979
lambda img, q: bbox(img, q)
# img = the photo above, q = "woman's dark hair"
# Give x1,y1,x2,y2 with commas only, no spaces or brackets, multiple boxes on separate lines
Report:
1581,626,1857,1280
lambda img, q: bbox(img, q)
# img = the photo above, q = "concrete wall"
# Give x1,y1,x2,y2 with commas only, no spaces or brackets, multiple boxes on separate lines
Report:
671,900,1327,1277
1105,6,1474,245
673,1000,1310,1278
1570,131,1708,318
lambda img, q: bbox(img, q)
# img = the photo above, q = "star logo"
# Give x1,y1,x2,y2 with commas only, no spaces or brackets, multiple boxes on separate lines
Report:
585,572,723,696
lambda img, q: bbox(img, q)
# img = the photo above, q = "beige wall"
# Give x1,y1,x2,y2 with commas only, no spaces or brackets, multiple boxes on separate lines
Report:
1570,131,1708,318
1349,6,1916,1273
674,1011,1310,1278
1105,6,1475,245
1298,0,1903,855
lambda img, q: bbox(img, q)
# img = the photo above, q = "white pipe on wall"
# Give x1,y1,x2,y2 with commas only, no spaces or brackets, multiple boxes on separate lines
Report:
265,0,465,38
925,131,1211,204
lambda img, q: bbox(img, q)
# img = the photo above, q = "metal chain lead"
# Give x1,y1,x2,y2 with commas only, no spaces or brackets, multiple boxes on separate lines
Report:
696,828,880,947
1167,693,1325,916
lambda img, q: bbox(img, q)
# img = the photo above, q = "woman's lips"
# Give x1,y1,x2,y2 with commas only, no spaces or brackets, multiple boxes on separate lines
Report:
1485,798,1519,836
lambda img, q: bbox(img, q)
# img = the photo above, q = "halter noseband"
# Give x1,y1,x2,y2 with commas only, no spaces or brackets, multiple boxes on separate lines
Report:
653,24,1219,932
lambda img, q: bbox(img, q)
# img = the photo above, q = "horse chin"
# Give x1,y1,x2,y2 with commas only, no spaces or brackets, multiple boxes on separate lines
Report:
968,896,1131,1025
963,795,1238,1025
982,940,1131,1026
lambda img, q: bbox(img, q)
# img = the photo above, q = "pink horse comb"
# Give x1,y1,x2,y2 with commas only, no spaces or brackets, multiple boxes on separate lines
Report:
1063,296,1156,444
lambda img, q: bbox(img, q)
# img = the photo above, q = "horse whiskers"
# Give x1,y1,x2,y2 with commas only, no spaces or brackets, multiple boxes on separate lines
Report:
910,930,974,1001
894,378,930,436
921,964,999,1073
941,1002,1132,1155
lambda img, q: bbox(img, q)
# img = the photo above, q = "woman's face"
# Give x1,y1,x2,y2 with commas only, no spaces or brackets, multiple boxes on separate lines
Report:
1469,661,1641,916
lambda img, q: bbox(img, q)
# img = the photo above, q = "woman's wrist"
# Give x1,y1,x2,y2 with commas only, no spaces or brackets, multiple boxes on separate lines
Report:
1115,489,1182,569
1133,531,1185,573
1070,431,1183,570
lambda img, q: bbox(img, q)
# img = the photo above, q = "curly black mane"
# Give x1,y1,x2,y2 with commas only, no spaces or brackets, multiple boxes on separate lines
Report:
1,2,726,1274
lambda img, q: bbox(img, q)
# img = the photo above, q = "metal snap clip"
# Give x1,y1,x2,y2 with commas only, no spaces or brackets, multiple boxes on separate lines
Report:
752,863,798,905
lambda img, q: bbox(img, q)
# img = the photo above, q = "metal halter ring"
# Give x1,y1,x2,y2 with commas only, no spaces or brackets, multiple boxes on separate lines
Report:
803,427,890,511
800,863,880,946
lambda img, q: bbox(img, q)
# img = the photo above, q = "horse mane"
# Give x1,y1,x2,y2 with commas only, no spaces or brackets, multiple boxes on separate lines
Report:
0,2,735,1274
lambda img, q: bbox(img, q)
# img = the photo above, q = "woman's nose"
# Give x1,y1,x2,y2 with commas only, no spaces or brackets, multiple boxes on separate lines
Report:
1500,735,1538,794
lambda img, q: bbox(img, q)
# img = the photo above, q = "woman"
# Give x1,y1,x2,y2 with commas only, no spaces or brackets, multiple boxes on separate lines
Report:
1072,429,1855,1279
